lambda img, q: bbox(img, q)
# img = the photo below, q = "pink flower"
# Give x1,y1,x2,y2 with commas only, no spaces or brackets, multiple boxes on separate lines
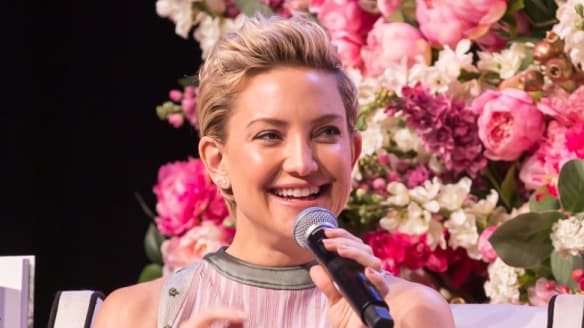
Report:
169,89,182,102
377,0,403,17
167,113,184,128
472,88,544,161
520,121,584,194
362,20,431,76
416,0,507,48
330,32,365,69
406,165,430,188
181,86,199,128
311,0,379,39
395,83,487,178
161,221,233,274
154,159,229,236
538,85,584,126
478,226,498,263
528,278,560,307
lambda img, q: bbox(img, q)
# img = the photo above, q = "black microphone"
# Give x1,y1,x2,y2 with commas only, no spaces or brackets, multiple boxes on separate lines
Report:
293,207,394,328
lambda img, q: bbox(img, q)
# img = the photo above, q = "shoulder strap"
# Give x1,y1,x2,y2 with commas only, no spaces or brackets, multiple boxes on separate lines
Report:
157,262,202,328
547,294,584,328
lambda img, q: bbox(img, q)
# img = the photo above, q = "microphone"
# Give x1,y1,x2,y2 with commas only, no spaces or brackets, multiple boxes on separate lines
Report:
293,207,394,328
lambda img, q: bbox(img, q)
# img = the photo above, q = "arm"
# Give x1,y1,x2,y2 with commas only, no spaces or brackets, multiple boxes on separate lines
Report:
383,276,455,328
93,278,164,328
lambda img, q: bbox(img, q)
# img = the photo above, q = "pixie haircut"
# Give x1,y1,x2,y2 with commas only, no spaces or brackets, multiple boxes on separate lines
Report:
196,14,359,211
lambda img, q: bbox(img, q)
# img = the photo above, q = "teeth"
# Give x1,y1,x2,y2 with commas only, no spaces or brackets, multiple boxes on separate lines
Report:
273,187,320,198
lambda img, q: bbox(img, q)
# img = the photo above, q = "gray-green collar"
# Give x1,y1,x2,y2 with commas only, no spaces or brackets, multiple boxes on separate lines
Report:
204,247,316,290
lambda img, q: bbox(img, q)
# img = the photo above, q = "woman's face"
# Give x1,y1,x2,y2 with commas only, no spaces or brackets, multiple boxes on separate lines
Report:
220,67,361,242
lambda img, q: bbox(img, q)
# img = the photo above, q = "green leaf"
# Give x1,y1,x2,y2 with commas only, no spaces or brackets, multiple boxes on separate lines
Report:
233,0,273,17
507,0,525,14
489,211,564,267
138,264,163,283
144,223,165,265
558,159,584,213
551,252,584,289
500,164,518,209
529,193,560,212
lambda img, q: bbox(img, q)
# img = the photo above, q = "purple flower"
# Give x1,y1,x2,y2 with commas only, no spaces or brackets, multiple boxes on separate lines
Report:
393,83,487,177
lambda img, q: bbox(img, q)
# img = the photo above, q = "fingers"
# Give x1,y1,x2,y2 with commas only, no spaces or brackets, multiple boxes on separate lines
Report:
179,308,246,328
321,229,382,271
309,264,342,303
365,267,390,298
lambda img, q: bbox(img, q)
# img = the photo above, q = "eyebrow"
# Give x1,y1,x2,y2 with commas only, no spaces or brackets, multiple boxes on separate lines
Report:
246,113,345,129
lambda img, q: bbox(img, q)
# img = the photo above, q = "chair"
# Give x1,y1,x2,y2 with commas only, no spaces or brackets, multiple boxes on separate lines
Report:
48,290,104,328
48,290,583,328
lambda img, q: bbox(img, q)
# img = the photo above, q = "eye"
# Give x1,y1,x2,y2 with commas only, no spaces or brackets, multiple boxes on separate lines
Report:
254,130,282,142
316,126,341,137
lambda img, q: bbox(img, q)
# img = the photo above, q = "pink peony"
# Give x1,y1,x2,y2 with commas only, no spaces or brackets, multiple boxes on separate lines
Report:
310,0,379,39
527,278,560,307
472,88,544,161
161,221,234,274
362,20,431,76
330,31,366,69
416,0,507,48
520,121,584,194
154,158,229,236
377,0,403,17
538,85,584,126
478,226,498,263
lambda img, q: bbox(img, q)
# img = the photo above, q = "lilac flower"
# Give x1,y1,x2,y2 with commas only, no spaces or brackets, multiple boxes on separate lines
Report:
393,83,487,178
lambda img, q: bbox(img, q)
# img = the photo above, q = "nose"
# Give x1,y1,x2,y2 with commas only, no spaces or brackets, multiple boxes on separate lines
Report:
282,137,318,176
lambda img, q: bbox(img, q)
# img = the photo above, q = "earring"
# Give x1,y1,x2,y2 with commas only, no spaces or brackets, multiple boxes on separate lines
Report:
214,175,230,189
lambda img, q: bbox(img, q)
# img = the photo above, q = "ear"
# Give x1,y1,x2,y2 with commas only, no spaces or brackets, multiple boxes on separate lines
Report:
198,136,227,179
350,131,362,167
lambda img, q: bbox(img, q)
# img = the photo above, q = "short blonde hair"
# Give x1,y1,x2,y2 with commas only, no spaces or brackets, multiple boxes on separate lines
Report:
196,14,358,212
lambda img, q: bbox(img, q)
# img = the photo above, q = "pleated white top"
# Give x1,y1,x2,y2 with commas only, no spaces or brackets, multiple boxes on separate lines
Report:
171,248,330,327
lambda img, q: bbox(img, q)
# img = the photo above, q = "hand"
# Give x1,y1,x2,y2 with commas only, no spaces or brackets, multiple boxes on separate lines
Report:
179,307,246,328
308,228,390,328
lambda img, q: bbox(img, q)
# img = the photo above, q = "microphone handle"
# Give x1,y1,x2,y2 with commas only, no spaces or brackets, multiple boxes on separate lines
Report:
307,228,394,328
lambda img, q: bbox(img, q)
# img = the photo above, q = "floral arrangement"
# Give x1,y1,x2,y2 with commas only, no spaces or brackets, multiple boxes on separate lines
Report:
142,0,584,305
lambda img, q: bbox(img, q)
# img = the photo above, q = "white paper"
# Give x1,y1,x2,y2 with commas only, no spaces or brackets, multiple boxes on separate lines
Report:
0,256,35,328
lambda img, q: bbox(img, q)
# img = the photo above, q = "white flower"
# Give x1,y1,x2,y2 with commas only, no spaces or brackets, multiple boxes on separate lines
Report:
194,14,245,59
434,39,477,78
409,177,441,213
427,219,447,250
466,189,498,217
478,43,529,79
380,202,432,235
392,128,420,153
437,177,472,211
400,202,432,235
359,122,385,156
484,258,524,304
156,0,197,38
550,216,584,257
445,210,480,259
386,182,410,206
553,0,584,69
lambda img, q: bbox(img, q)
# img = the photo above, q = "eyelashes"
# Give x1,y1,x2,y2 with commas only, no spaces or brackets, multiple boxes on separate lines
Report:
252,126,342,143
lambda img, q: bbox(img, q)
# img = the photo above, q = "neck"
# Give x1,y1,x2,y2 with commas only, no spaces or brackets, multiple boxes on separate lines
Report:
226,225,314,266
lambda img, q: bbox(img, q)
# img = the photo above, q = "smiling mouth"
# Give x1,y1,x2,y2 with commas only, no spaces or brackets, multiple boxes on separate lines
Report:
270,185,329,200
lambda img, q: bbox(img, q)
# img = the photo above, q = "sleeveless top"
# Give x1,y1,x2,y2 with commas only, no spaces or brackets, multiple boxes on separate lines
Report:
158,247,330,328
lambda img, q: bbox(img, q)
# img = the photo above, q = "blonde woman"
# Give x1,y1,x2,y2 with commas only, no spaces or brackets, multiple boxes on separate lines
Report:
94,15,454,328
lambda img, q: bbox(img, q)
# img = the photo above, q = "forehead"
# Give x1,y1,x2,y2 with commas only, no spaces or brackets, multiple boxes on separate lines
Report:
229,67,346,123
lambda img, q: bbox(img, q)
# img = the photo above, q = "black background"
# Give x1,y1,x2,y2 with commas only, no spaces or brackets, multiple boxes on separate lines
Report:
3,1,203,326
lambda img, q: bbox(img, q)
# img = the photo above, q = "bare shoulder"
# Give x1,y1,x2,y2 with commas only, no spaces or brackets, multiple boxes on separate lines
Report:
384,275,455,328
93,278,164,328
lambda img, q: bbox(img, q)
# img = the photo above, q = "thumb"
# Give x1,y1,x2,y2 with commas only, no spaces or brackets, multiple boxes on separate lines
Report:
309,264,342,304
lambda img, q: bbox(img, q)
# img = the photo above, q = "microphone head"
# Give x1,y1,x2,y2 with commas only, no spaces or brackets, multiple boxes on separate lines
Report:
293,207,338,249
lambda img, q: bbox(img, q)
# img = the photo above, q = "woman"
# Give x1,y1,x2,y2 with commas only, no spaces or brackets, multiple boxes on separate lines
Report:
94,15,454,328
